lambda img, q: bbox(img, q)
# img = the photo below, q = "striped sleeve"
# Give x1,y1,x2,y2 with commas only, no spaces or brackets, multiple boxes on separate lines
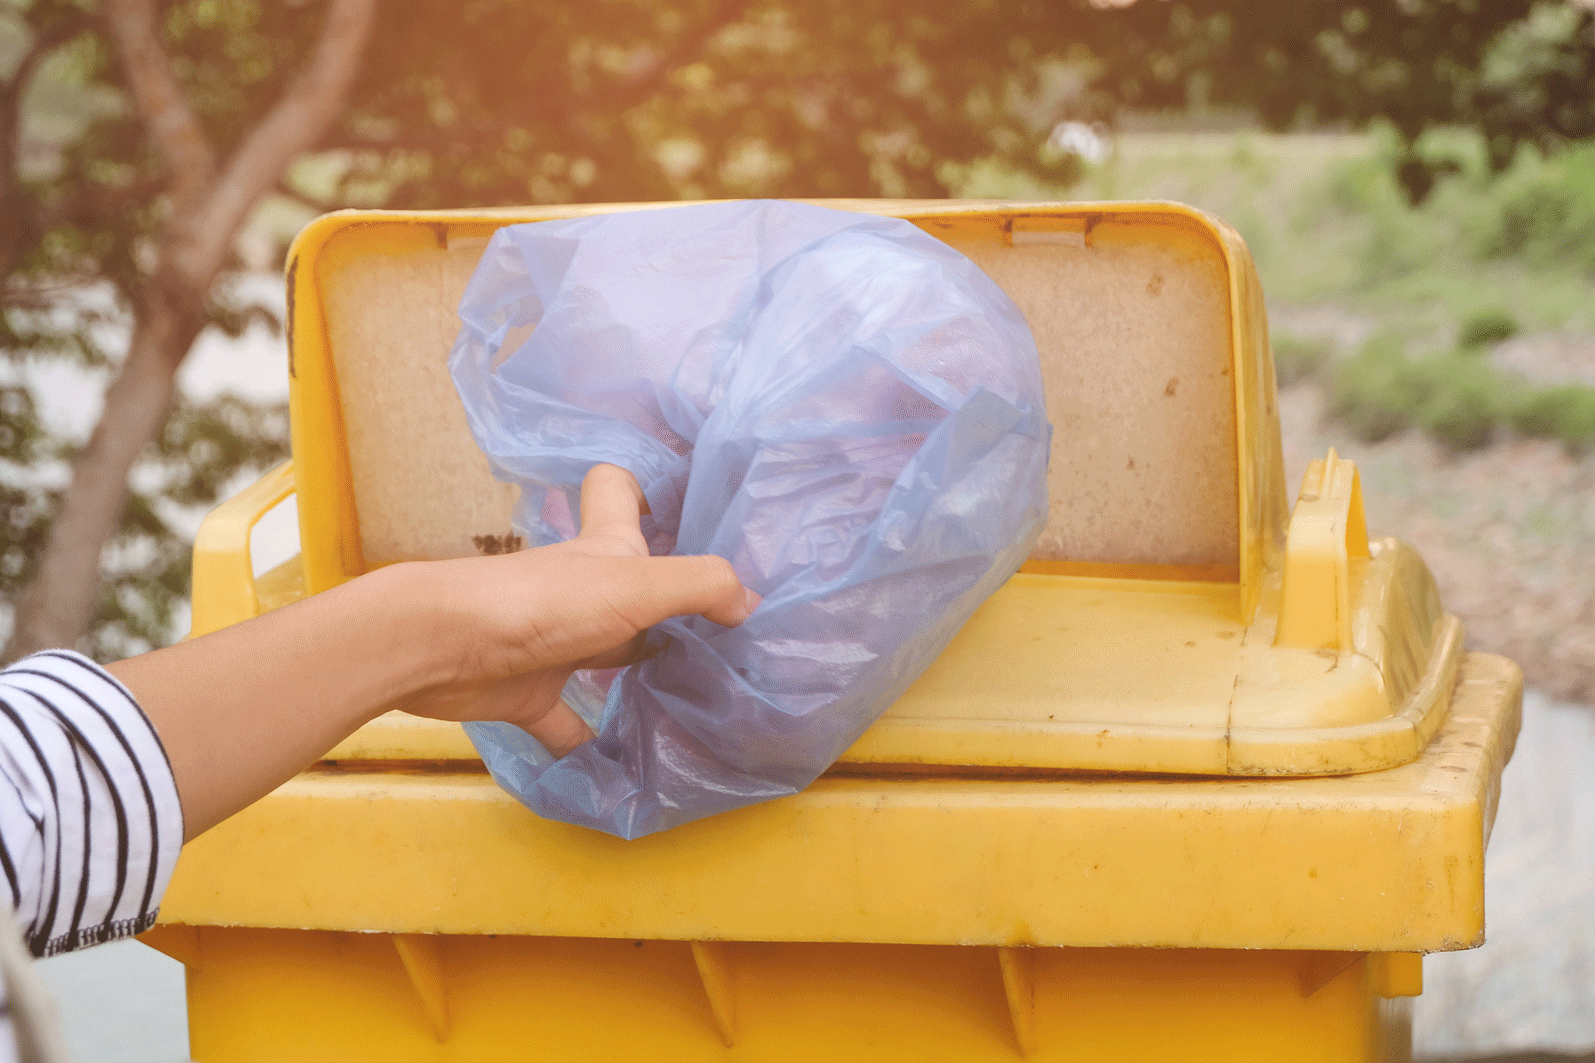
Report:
0,650,183,957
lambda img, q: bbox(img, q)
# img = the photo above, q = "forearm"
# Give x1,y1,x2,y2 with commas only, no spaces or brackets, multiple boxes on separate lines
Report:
108,563,454,841
104,466,750,844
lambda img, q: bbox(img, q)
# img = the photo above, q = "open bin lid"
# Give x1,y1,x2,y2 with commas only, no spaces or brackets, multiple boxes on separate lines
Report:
273,201,1456,776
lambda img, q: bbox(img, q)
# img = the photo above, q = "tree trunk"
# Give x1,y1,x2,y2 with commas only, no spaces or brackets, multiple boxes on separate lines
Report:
4,0,376,661
6,295,202,659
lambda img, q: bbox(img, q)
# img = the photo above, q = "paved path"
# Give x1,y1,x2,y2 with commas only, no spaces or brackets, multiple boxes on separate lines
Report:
33,939,187,1063
1417,688,1595,1058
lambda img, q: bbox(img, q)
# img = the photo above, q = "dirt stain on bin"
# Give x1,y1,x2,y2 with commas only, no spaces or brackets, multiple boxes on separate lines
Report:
473,533,524,555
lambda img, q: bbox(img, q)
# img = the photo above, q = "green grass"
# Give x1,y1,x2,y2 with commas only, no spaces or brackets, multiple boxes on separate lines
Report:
955,126,1595,335
1458,308,1520,350
1271,334,1334,387
1328,333,1595,455
1512,386,1595,452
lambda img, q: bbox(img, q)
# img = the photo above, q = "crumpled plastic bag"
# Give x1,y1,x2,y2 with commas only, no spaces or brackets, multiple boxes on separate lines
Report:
449,200,1050,839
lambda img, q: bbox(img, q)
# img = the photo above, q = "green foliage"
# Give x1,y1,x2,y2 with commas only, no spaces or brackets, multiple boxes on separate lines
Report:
1458,309,1520,350
0,383,288,657
1479,143,1595,273
1512,385,1595,452
0,385,55,593
1413,359,1511,452
4,0,1594,655
74,393,288,659
1181,129,1595,456
299,0,1113,209
152,393,289,508
1328,332,1595,456
1331,337,1508,452
271,0,1595,213
1270,334,1332,388
1473,2,1595,171
1,0,302,654
1084,130,1595,331
1066,0,1594,205
1329,334,1439,445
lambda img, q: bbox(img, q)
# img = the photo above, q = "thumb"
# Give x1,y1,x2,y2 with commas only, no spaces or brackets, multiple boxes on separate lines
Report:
619,554,760,629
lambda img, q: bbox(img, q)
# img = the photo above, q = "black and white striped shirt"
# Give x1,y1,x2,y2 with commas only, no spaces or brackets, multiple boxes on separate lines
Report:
0,651,184,1061
0,651,183,954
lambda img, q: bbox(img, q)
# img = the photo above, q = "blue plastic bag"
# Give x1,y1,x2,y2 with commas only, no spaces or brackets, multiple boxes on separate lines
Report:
449,200,1049,838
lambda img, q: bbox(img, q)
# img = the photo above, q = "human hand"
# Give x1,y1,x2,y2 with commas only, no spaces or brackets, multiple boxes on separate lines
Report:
110,463,754,840
393,464,757,756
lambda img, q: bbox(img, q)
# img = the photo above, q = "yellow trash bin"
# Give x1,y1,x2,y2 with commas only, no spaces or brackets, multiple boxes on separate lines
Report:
143,201,1521,1063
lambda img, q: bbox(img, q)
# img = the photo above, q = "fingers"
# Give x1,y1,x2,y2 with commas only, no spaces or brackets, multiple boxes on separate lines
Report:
522,696,596,758
577,630,651,671
579,464,650,548
618,554,761,629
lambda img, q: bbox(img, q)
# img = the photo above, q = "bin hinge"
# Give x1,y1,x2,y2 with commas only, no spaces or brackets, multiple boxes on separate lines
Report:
1276,449,1369,652
998,946,1036,1057
691,941,736,1047
393,934,449,1042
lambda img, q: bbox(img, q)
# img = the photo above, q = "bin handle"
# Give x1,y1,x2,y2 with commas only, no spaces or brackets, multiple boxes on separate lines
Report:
1275,448,1369,652
190,460,295,637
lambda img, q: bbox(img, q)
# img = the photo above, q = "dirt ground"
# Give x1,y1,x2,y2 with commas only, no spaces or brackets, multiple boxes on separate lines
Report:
1273,312,1595,706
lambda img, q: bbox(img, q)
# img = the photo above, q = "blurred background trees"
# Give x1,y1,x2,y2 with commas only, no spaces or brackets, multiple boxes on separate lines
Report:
2,0,370,658
2,0,1592,660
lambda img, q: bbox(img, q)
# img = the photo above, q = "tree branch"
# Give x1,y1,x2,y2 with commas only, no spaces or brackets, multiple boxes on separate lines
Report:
272,178,337,216
103,0,216,209
169,0,378,293
31,174,168,233
1,8,100,276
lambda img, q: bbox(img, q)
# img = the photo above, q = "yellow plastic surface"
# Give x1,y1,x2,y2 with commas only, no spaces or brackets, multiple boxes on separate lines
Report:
150,649,1510,1059
166,198,1527,1061
151,652,1514,1060
1278,449,1371,652
315,536,1458,777
190,200,1459,777
147,928,1419,1063
189,460,294,637
157,651,1518,952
